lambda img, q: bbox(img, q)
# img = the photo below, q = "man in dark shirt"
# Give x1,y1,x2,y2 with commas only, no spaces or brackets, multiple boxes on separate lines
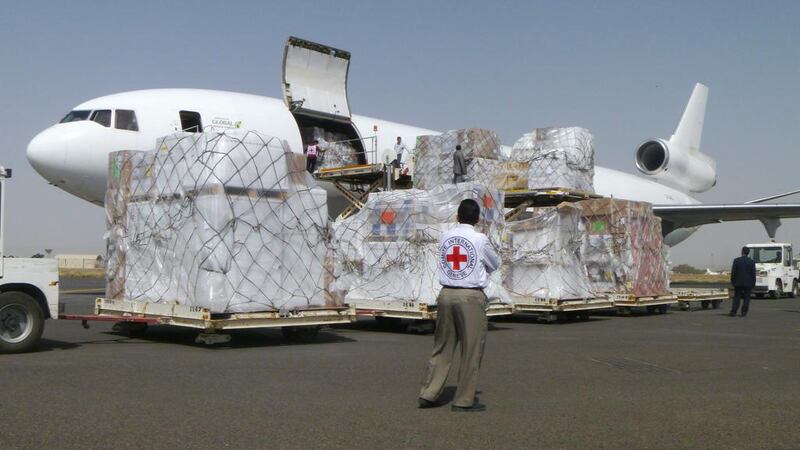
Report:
730,246,757,317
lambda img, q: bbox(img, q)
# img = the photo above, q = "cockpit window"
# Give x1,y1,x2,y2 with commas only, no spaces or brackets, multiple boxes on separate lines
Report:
59,110,91,123
90,110,111,127
115,109,139,131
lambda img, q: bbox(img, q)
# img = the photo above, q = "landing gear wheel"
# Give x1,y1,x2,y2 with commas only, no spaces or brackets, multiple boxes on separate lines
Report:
701,300,710,309
772,281,783,299
282,326,320,343
790,281,798,298
0,291,45,354
711,300,721,309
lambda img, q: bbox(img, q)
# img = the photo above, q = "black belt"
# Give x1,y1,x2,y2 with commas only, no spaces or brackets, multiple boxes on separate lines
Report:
442,285,484,291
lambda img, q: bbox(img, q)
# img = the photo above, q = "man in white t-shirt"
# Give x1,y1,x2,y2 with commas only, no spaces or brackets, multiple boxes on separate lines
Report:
393,136,408,168
418,199,500,412
304,139,320,173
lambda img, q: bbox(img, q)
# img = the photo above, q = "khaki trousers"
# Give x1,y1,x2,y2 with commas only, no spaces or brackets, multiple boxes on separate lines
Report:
419,287,488,407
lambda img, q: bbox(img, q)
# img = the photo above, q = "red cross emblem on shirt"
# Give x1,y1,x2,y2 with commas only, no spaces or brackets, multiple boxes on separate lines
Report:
446,245,469,270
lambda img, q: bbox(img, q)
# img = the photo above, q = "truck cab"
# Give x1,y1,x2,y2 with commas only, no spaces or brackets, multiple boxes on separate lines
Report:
746,243,799,298
0,166,60,353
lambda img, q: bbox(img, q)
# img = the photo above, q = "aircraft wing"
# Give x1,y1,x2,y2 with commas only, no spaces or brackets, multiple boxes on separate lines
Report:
653,203,800,237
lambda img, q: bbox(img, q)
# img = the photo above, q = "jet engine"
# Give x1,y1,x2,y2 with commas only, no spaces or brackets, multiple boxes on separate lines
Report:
635,138,716,193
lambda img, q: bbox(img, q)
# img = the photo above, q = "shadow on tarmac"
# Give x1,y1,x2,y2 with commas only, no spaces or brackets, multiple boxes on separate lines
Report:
100,325,356,350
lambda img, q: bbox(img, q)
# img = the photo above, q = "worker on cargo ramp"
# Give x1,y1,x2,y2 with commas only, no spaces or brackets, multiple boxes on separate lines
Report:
418,199,500,412
393,136,408,168
730,246,756,317
453,144,468,184
304,139,321,173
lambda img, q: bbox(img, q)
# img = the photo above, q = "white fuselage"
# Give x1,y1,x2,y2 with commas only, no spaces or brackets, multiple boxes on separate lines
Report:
27,89,700,246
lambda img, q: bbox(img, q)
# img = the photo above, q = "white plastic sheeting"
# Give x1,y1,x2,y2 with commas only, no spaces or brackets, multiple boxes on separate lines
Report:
105,130,334,314
502,203,594,300
413,129,506,190
332,182,509,305
511,127,595,193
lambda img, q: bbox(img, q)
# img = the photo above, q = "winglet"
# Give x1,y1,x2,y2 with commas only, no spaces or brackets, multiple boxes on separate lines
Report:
670,83,708,153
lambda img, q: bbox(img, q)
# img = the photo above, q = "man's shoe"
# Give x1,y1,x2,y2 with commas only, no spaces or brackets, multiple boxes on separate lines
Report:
451,402,486,412
418,397,437,409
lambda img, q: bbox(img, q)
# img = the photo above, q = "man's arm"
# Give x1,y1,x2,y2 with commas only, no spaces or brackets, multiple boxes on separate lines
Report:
482,239,501,274
730,259,737,285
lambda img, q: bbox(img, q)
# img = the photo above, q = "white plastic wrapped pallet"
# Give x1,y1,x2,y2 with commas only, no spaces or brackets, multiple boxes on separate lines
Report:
332,182,510,306
511,127,595,193
502,204,594,300
413,129,507,190
105,130,332,314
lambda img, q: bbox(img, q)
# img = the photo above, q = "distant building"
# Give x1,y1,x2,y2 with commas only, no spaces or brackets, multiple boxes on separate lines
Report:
56,254,104,269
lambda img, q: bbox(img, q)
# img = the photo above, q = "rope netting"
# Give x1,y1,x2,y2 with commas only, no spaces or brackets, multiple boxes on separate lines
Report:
413,129,506,190
577,198,671,297
502,203,594,300
105,130,335,314
331,182,509,305
511,127,595,193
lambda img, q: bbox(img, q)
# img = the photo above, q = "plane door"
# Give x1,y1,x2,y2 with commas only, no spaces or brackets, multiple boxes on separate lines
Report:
282,36,352,121
282,37,368,164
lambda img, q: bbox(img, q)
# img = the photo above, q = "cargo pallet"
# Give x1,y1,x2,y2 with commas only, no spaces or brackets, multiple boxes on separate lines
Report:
609,293,678,315
350,298,514,321
73,298,357,344
672,288,729,311
503,188,602,220
510,295,615,322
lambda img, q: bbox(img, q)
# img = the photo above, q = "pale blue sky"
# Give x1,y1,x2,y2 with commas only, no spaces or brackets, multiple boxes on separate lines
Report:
1,0,799,267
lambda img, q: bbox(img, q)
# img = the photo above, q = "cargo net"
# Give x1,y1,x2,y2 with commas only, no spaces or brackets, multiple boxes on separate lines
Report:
331,182,510,305
502,204,594,300
511,127,595,193
413,128,507,191
576,198,670,297
105,130,335,314
303,127,360,169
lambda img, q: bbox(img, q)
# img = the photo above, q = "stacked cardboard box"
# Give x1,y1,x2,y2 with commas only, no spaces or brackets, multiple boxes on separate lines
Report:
511,127,595,193
413,128,506,190
105,130,335,314
502,203,594,300
332,182,509,305
577,198,670,297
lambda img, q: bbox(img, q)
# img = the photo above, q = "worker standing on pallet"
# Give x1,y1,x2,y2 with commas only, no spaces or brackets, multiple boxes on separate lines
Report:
453,144,469,184
304,139,321,173
418,199,500,412
393,136,408,168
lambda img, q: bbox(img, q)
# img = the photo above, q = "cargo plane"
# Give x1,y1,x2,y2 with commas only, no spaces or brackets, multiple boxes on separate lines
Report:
26,37,800,247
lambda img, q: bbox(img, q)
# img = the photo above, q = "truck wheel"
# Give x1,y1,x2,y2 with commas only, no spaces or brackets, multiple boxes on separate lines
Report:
0,291,45,354
790,281,798,298
772,281,783,299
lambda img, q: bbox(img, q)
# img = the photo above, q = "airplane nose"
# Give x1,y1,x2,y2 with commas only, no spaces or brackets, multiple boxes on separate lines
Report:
27,127,67,184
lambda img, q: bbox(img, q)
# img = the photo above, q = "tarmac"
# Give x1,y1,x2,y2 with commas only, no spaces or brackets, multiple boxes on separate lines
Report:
2,279,799,449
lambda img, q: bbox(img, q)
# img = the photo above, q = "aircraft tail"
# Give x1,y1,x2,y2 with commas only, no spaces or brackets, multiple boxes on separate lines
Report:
634,82,717,193
670,83,708,153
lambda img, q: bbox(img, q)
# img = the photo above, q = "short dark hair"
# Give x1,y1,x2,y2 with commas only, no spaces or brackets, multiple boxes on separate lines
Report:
741,246,750,256
455,144,462,151
457,199,480,225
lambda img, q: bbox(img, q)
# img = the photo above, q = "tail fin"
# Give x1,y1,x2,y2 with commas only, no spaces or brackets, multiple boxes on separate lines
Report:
670,83,708,154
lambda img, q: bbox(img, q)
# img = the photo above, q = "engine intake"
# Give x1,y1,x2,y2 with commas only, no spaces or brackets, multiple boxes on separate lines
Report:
635,138,716,193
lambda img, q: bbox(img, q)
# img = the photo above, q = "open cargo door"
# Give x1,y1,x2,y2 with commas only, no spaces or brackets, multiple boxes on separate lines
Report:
282,37,367,164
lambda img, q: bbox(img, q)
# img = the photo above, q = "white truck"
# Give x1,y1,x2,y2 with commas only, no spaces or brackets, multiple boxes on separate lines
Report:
746,243,799,298
0,166,60,353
